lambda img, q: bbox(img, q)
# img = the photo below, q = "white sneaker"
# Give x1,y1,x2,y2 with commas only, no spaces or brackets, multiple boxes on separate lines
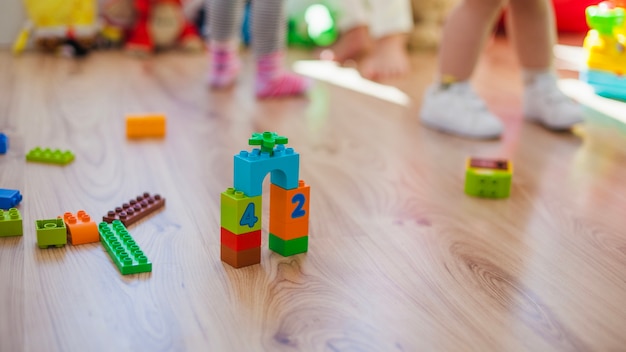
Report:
420,82,504,139
523,73,584,130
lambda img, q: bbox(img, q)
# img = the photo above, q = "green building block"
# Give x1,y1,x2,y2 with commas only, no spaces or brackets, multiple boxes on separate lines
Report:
36,218,67,248
269,234,308,257
221,188,262,235
26,147,74,165
464,158,513,199
0,208,23,237
99,221,152,275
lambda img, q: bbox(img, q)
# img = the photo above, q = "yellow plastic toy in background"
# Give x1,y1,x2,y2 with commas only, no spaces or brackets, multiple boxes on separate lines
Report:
13,0,98,54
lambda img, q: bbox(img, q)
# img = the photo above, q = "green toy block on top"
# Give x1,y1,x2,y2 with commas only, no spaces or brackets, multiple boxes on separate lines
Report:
269,234,308,257
36,218,67,248
26,147,74,165
464,158,513,199
220,187,262,235
0,208,23,237
99,221,152,275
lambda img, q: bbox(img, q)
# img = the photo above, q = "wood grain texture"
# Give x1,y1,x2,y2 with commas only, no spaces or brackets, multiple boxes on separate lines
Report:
1,35,626,351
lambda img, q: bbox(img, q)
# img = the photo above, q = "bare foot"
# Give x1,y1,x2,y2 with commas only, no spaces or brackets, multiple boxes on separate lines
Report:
319,25,371,63
360,33,410,81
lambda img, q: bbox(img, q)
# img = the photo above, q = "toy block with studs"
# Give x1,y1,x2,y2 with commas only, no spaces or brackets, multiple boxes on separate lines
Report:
36,218,67,248
99,221,152,275
464,158,513,199
61,211,99,245
269,234,308,257
220,244,261,268
0,188,23,210
126,113,166,138
0,208,23,237
103,192,165,227
221,188,262,234
0,133,7,154
221,228,261,251
26,147,75,165
270,181,310,240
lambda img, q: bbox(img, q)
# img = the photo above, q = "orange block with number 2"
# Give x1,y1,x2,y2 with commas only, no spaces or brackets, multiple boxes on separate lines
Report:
270,180,310,240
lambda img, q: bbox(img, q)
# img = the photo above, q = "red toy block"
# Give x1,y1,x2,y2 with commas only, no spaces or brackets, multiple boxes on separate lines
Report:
220,227,261,251
103,192,165,226
61,211,99,245
220,245,261,268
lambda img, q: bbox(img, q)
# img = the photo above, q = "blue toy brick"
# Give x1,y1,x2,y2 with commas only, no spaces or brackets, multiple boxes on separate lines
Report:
99,221,152,275
0,208,23,237
0,188,23,210
36,218,67,248
580,69,626,101
234,144,300,197
0,133,7,154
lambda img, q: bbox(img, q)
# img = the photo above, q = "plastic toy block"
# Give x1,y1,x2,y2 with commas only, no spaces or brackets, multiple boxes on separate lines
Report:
248,131,288,155
234,144,300,197
220,227,261,251
0,208,22,237
580,69,626,101
464,158,513,199
0,188,22,210
99,221,152,275
61,211,99,245
126,114,166,138
269,234,308,257
103,192,165,227
0,133,7,154
220,188,262,234
586,5,624,35
269,180,310,240
26,147,74,165
220,244,261,268
36,218,67,248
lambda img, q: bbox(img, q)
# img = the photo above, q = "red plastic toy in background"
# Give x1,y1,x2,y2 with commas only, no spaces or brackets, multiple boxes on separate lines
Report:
552,0,598,32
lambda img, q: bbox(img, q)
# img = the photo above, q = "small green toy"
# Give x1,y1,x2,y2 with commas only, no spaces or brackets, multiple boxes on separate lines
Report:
464,158,513,199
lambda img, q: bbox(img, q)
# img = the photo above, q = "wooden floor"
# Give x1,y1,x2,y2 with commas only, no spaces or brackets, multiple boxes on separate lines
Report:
1,35,626,351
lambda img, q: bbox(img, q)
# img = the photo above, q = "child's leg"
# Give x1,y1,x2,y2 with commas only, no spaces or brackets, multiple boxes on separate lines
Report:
322,0,371,63
208,0,244,88
253,0,309,98
419,0,506,139
359,0,412,81
507,0,582,130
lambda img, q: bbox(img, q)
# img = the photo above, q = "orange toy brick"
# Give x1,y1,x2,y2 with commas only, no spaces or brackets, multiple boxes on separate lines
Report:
270,180,310,240
126,114,166,138
61,211,99,245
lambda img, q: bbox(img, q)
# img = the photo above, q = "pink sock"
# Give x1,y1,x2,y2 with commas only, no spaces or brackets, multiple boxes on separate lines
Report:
255,52,310,98
209,42,240,88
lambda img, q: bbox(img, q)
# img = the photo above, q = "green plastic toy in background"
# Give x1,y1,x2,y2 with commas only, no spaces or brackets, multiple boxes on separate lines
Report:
288,1,338,48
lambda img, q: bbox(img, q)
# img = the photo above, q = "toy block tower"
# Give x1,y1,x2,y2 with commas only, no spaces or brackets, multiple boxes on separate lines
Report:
465,158,513,199
220,132,310,268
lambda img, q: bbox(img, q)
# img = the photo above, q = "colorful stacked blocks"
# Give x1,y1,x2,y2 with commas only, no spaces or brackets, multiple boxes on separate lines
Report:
99,221,152,275
269,181,310,256
126,113,167,138
220,188,262,268
26,147,75,165
36,218,67,248
61,211,99,245
0,208,22,237
0,133,7,154
464,158,513,199
0,188,22,210
103,193,165,227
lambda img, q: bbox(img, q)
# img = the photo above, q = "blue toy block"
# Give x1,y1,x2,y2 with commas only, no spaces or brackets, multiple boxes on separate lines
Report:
0,189,22,210
234,144,300,197
580,69,626,101
0,133,7,154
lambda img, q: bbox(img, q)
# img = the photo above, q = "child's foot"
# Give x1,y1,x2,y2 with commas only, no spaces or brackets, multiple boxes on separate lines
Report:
523,73,583,130
209,42,240,88
420,82,503,139
360,34,410,81
319,25,371,63
256,52,310,99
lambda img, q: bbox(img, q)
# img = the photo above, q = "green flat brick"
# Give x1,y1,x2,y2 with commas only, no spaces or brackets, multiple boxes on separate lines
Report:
99,221,152,275
36,218,67,248
26,147,74,165
220,188,262,234
269,234,308,257
0,208,23,237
